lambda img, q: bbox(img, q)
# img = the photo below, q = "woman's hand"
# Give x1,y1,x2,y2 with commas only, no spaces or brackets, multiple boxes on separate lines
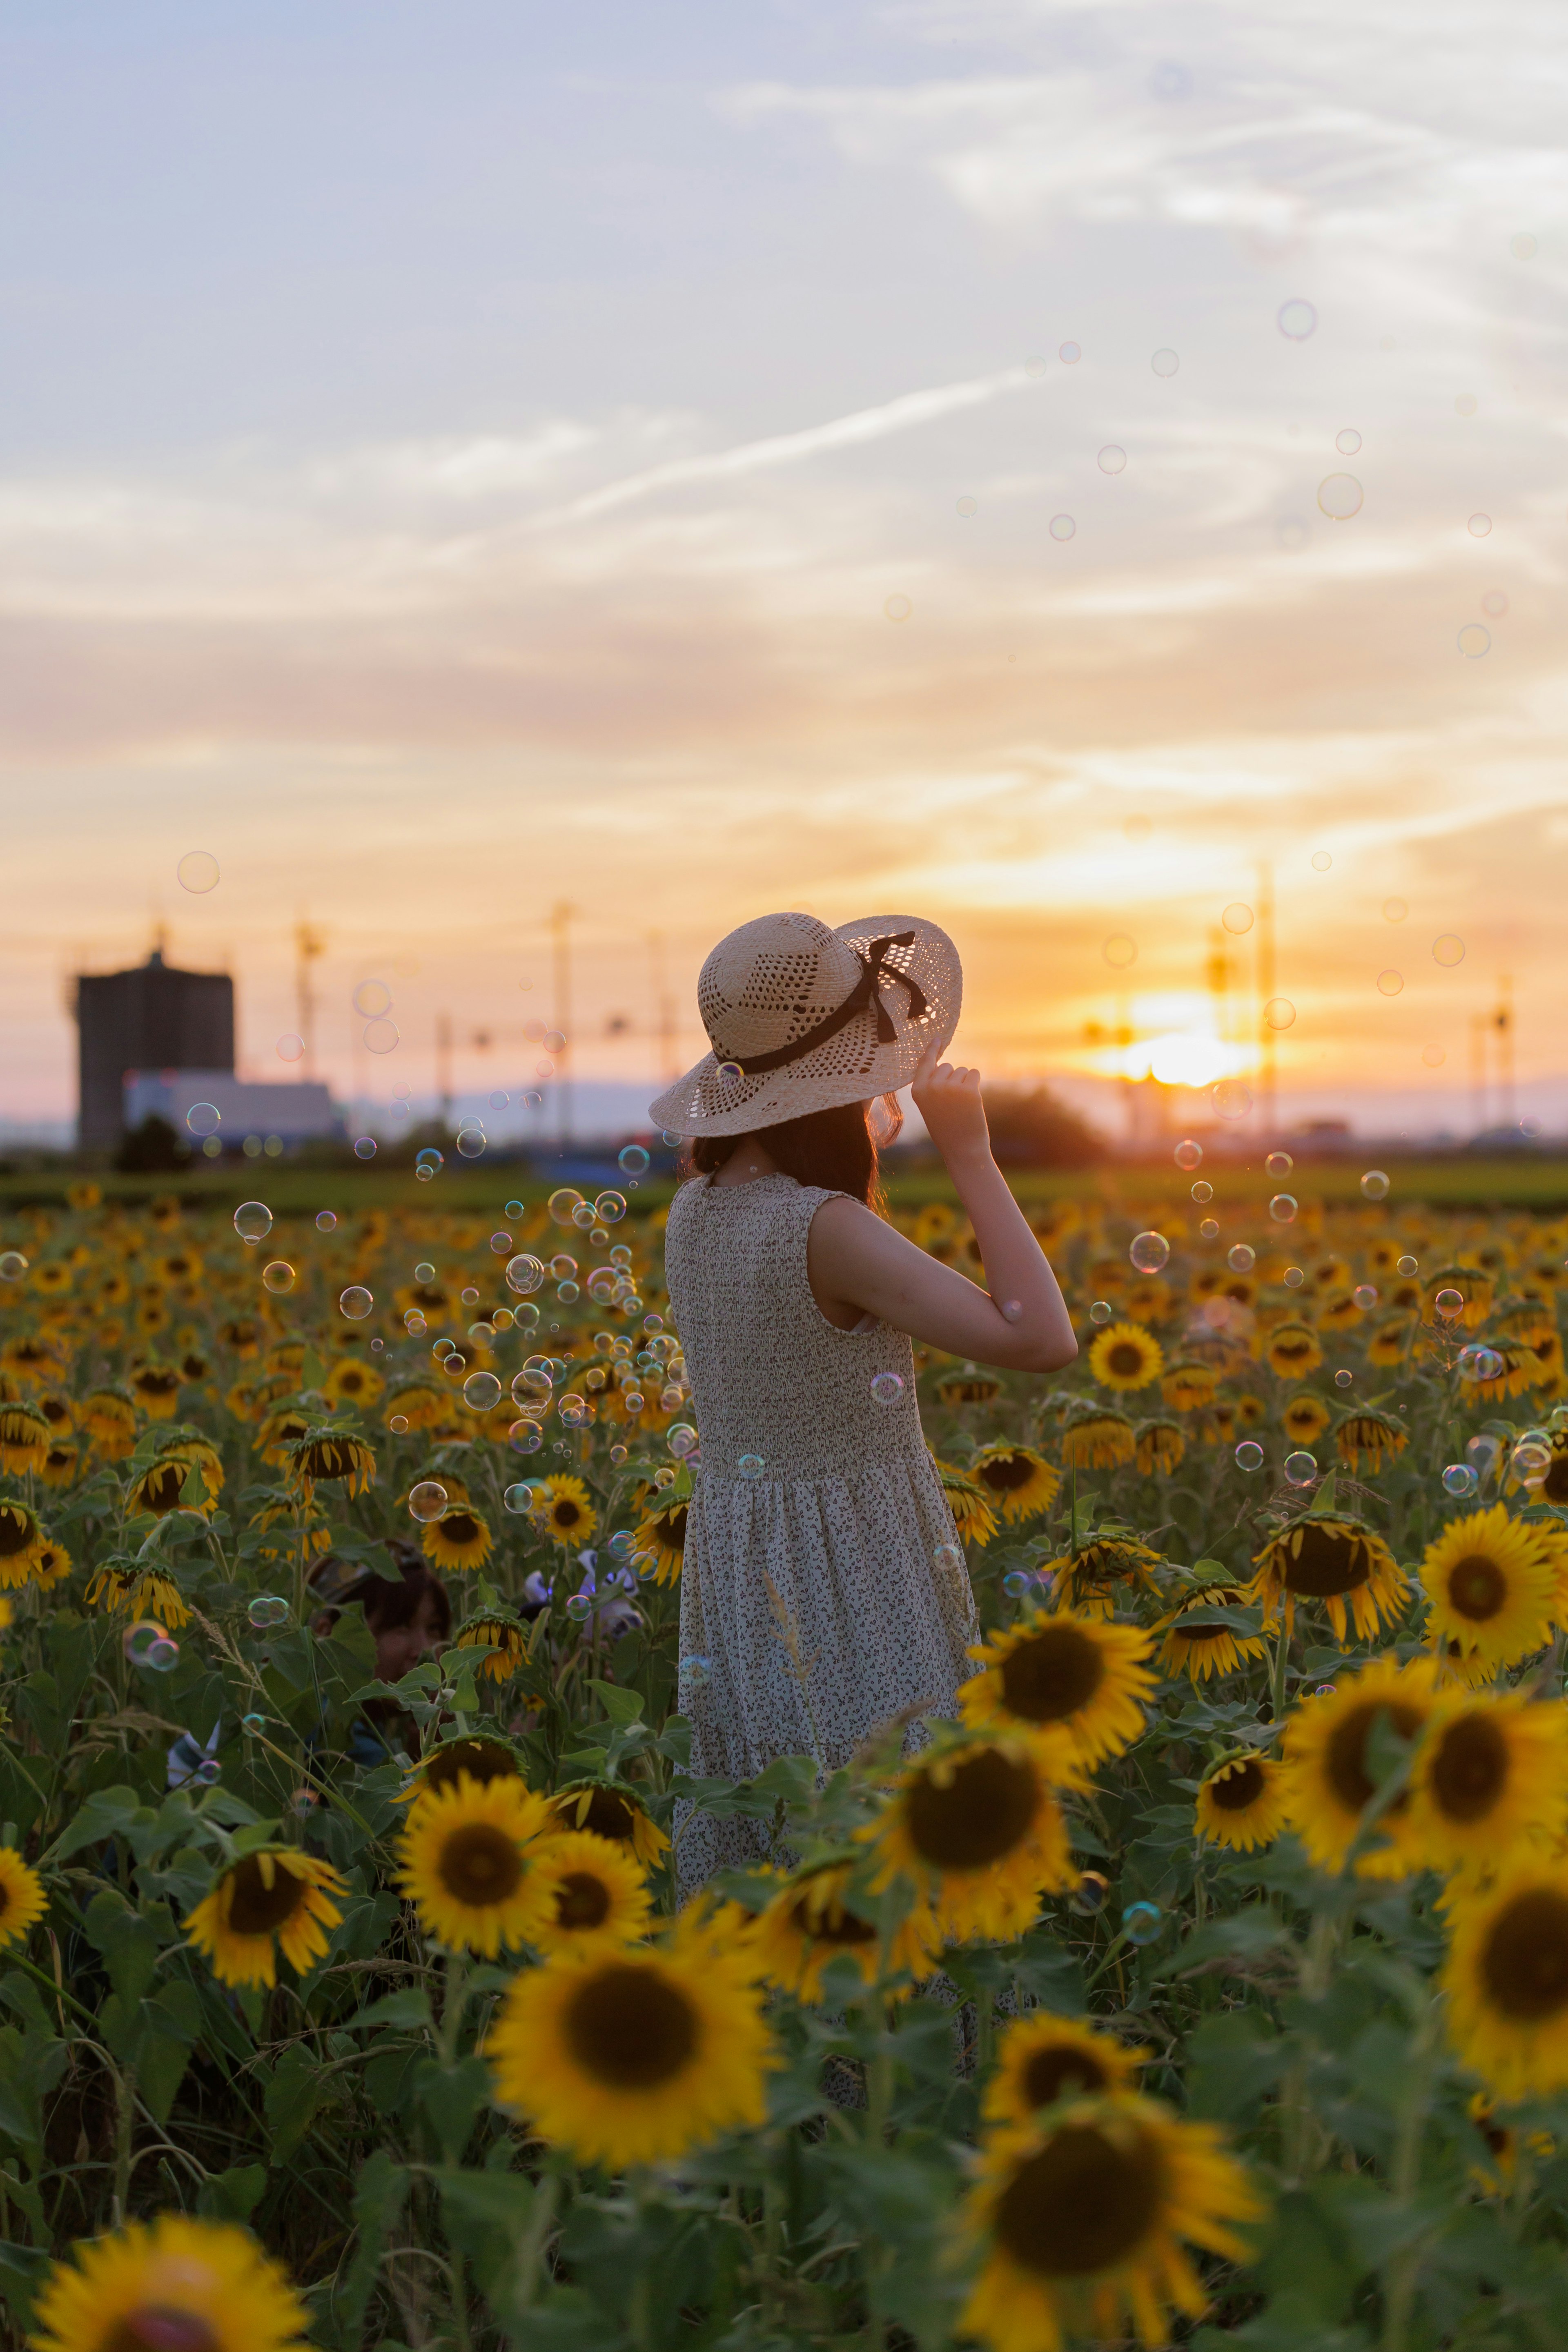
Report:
911,1040,991,1169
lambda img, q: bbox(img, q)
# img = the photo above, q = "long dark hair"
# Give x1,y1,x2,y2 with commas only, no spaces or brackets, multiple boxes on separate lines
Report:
688,1094,902,1208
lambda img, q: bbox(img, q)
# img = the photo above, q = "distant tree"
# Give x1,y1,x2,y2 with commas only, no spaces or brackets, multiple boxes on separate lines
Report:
980,1081,1106,1169
114,1114,187,1173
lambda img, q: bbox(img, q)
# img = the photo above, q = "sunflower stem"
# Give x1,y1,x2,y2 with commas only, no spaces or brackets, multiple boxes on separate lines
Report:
1379,1993,1440,2352
438,1950,468,2068
1270,1617,1291,1725
111,2056,136,2227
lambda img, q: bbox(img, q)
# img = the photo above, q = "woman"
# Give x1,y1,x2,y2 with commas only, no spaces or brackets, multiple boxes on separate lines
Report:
650,911,1077,1882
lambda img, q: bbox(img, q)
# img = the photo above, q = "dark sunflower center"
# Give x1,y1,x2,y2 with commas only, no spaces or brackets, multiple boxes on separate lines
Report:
227,1858,307,1936
1430,1715,1509,1823
438,1823,522,1907
1274,1339,1311,1361
978,1455,1034,1494
553,1501,581,1528
1021,2047,1108,2108
305,1441,354,1478
555,1872,613,1930
1105,1344,1143,1376
1283,1524,1373,1599
657,1505,688,1545
442,1513,479,1543
1324,1699,1425,1814
1542,1457,1568,1504
999,1626,1106,1722
1447,1555,1508,1623
425,1741,518,1792
0,1510,33,1558
105,2310,220,2352
142,1465,185,1512
1481,1889,1568,2021
905,1747,1039,1870
136,1372,179,1397
564,1964,696,2087
994,2122,1163,2278
338,1370,365,1392
1210,1759,1265,1811
791,1892,877,1947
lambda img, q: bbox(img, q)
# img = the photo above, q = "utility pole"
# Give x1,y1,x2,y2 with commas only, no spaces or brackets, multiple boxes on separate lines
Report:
1470,1012,1488,1136
1255,860,1276,1139
436,1013,453,1129
648,930,678,1083
551,901,577,1148
295,919,327,1079
1495,978,1515,1130
1116,994,1135,1142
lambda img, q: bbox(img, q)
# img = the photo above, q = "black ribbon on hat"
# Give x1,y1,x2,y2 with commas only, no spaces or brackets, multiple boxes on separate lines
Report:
713,931,930,1078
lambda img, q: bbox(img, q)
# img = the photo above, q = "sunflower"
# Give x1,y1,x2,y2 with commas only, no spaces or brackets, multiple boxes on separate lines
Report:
0,1502,45,1590
1049,1535,1163,1619
32,1537,72,1590
453,1607,530,1683
37,1440,78,1490
1407,1689,1568,1880
257,1406,314,1466
128,1362,182,1419
0,1404,49,1474
550,1780,670,1867
0,1847,47,1949
937,1369,1002,1406
1367,1315,1414,1369
488,1908,775,2167
421,1505,495,1572
960,1609,1154,1765
80,1387,137,1457
933,1458,1000,1546
324,1356,384,1410
1060,1410,1138,1472
1333,1408,1409,1474
1253,1512,1406,1643
529,1829,655,1956
1279,1392,1332,1446
1420,1507,1557,1668
633,1496,687,1584
85,1564,189,1629
1264,1323,1323,1378
381,1379,450,1433
1443,1861,1568,2100
982,2014,1148,2129
397,1772,558,1956
1281,1656,1437,1878
1537,1436,1568,1508
185,1849,347,1987
217,1315,263,1357
1152,1584,1267,1683
1195,1755,1291,1853
288,1429,376,1499
1134,1419,1185,1474
1160,1359,1218,1412
2,1332,64,1383
399,1733,528,1810
1088,1322,1164,1395
31,2215,312,2352
127,1442,223,1520
960,2097,1262,2352
751,1857,932,1998
535,1472,598,1550
1425,1263,1494,1332
863,1730,1076,1942
971,1443,1061,1524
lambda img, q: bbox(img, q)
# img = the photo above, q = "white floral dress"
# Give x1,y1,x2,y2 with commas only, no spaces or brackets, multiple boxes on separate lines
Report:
662,1173,978,1886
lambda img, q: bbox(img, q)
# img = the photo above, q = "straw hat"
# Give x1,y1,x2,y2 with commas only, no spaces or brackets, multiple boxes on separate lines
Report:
649,911,961,1138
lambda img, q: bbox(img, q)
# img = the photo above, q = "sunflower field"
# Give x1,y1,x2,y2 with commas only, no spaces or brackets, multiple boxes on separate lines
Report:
5,1164,1568,2350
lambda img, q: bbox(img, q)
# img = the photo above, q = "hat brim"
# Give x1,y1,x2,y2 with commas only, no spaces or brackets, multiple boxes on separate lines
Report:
648,912,962,1138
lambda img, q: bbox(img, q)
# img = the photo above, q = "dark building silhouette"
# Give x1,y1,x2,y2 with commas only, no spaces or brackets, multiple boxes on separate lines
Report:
75,948,234,1152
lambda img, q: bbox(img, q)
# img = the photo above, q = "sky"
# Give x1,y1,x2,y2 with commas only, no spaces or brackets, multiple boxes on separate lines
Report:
5,0,1567,1147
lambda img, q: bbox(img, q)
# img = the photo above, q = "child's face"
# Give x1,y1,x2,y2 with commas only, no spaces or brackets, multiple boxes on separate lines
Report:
373,1589,445,1684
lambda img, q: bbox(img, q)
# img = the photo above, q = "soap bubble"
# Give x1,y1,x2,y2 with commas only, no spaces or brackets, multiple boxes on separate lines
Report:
363,1019,399,1055
1235,1441,1265,1472
1191,1181,1213,1203
1397,1254,1419,1275
934,1542,964,1574
508,1422,543,1456
1277,298,1316,339
548,1188,584,1227
1515,1439,1552,1477
314,1209,337,1232
1227,1243,1256,1272
1360,1170,1390,1201
1467,514,1492,538
187,1102,221,1137
456,1129,486,1158
234,1201,272,1245
1070,1871,1111,1915
354,1138,377,1160
1174,1138,1203,1171
956,494,977,517
1211,1080,1252,1120
241,1713,268,1735
408,1481,448,1523
619,1144,651,1176
1129,1231,1170,1273
1334,1369,1354,1388
339,1285,374,1320
1049,514,1076,541
389,1414,410,1434
1318,474,1363,520
1432,935,1466,967
1312,851,1332,871
1376,970,1403,996
668,1424,698,1458
870,1370,905,1406
1482,589,1509,618
1458,622,1491,658
565,1592,595,1623
276,1033,304,1062
884,594,912,622
1058,341,1080,363
1383,898,1407,923
1200,1218,1220,1240
1223,902,1254,934
1122,1900,1163,1945
595,1191,627,1224
1284,1451,1318,1486
1003,1569,1038,1598
416,1149,444,1175
1098,445,1127,473
1336,428,1362,455
247,1595,289,1630
1457,1344,1503,1382
1269,1193,1298,1223
1284,1267,1305,1287
1443,1463,1479,1498
1466,1434,1499,1472
1024,353,1047,376
352,979,392,1018
176,849,220,894
0,1252,26,1281
503,1481,537,1513
261,1261,295,1294
1089,1301,1114,1324
145,1636,180,1672
680,1655,714,1690
1421,1044,1446,1066
737,1454,765,1479
1352,1283,1379,1309
1512,232,1537,259
1263,997,1296,1030
1102,933,1136,968
1265,1150,1293,1176
463,1371,503,1412
489,1232,512,1257
123,1621,165,1666
506,1254,546,1296
1151,349,1179,377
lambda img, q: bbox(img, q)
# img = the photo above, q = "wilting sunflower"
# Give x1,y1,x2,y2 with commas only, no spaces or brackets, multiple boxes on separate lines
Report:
397,1773,557,1956
1279,1392,1332,1446
1088,1322,1164,1394
1264,1323,1323,1379
127,1442,223,1519
1407,1690,1568,1877
288,1428,376,1499
1253,1511,1405,1643
960,2096,1262,2352
1060,1410,1138,1472
1425,1263,1493,1332
0,1403,49,1474
1160,1359,1218,1412
80,1386,136,1458
1281,1656,1437,1878
536,1473,598,1551
971,1443,1061,1524
753,1857,934,1998
1195,1755,1291,1853
453,1606,530,1684
550,1780,670,1867
31,2215,312,2352
863,1730,1076,1942
633,1495,687,1584
1367,1315,1414,1369
1333,1408,1409,1474
937,1368,1003,1406
981,2014,1148,2130
1421,1506,1557,1668
382,1379,449,1432
85,1564,189,1629
1134,1419,1185,1474
960,1609,1154,1766
185,1849,347,1987
1152,1584,1267,1684
529,1829,655,1956
399,1732,528,1810
127,1362,182,1419
257,1406,314,1466
37,1440,78,1490
0,1847,47,1950
932,1458,999,1547
0,1502,45,1590
32,1536,71,1590
1443,1861,1568,2100
421,1503,495,1572
486,1911,777,2166
1049,1534,1163,1619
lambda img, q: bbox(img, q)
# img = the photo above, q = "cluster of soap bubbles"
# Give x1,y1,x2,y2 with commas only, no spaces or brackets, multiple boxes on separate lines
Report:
125,1621,180,1672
